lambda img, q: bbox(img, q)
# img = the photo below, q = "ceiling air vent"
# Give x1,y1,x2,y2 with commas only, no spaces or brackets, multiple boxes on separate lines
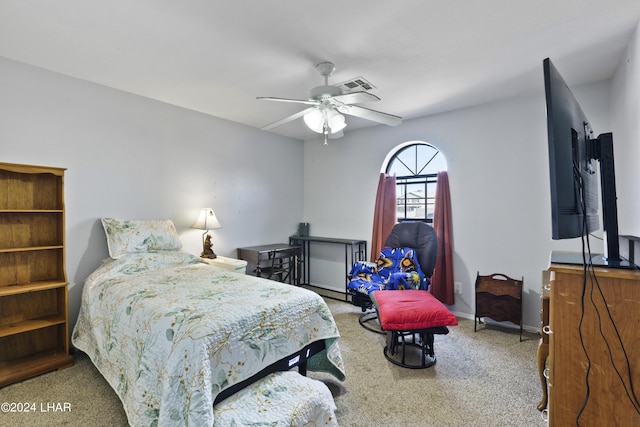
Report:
335,76,376,93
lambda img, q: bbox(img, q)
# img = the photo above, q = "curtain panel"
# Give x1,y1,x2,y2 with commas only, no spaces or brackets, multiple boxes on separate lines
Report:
431,171,455,304
370,173,396,262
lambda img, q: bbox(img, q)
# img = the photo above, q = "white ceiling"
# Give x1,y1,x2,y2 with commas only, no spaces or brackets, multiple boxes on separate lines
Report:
1,1,639,140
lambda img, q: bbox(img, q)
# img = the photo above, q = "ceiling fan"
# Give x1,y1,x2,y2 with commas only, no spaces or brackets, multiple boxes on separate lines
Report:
257,62,402,144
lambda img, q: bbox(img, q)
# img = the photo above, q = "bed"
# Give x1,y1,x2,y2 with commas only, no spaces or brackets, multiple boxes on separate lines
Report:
72,218,345,427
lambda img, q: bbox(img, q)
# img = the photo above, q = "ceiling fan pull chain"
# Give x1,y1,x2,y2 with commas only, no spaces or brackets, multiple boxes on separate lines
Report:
323,123,329,146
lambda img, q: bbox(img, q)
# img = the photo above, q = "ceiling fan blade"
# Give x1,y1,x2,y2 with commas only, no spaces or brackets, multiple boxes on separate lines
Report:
332,91,380,105
257,96,318,106
337,105,403,126
261,107,316,131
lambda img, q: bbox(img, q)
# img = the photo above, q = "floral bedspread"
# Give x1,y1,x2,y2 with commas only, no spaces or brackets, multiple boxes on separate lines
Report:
212,371,338,426
72,251,345,427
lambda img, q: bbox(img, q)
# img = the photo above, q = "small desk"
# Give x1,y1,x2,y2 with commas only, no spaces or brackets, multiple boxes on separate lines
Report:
237,244,302,285
289,235,367,300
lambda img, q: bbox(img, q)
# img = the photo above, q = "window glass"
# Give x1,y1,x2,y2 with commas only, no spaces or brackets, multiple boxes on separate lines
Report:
385,143,446,223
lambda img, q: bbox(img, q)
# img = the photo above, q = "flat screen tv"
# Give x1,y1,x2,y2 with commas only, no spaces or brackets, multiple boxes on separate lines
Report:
543,57,630,267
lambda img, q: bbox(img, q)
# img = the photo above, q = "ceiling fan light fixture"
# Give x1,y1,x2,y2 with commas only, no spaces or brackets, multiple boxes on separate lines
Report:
259,61,402,139
326,109,346,133
304,107,346,134
258,61,402,138
303,108,324,133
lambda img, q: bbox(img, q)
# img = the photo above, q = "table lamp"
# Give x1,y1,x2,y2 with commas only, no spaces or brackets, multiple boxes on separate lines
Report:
192,208,222,259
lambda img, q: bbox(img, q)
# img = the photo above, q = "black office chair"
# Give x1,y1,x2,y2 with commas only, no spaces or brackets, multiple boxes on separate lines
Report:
260,248,297,284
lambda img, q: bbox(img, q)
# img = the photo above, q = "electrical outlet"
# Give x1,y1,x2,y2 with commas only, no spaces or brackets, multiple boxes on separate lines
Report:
454,281,462,294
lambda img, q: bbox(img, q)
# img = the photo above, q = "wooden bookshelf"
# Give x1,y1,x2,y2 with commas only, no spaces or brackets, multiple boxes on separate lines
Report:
0,162,73,387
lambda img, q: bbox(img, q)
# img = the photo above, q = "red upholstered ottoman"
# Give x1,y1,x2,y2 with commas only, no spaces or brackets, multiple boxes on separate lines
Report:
371,290,458,368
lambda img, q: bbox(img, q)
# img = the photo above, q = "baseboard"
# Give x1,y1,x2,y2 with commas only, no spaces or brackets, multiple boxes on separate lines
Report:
449,310,540,334
302,283,348,302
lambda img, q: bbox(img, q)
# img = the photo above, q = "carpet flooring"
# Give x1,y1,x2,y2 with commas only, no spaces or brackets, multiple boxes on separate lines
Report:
0,298,544,426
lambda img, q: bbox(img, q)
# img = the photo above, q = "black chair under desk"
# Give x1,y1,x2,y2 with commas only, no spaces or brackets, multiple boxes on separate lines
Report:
237,244,302,285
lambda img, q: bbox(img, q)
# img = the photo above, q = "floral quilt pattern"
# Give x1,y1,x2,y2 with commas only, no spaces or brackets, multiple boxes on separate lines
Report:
72,251,344,427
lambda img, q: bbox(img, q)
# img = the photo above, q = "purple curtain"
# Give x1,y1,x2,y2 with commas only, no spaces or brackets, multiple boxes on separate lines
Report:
371,173,396,261
431,171,455,304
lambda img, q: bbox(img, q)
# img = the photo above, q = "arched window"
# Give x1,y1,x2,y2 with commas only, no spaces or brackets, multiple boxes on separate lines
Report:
384,142,447,223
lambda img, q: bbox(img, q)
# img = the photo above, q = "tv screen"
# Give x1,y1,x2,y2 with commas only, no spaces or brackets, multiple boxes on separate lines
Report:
544,58,626,265
543,58,599,240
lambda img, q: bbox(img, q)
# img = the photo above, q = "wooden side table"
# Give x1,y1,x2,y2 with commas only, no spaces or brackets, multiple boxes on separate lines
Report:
474,272,524,341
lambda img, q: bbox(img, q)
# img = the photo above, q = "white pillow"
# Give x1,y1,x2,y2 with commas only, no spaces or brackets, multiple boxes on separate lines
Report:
101,218,183,259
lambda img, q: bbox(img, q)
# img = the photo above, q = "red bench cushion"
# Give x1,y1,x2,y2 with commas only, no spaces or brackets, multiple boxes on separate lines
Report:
373,290,458,331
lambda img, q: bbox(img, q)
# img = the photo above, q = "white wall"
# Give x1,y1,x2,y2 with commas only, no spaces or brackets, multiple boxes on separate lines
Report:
612,22,640,235
3,36,635,335
0,57,304,330
303,78,613,330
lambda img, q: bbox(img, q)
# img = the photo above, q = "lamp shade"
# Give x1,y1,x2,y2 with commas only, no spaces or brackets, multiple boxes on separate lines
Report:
303,108,324,133
326,109,346,133
304,107,347,135
192,208,222,230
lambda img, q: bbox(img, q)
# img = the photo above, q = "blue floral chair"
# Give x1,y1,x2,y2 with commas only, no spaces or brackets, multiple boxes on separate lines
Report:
348,222,438,332
349,247,426,293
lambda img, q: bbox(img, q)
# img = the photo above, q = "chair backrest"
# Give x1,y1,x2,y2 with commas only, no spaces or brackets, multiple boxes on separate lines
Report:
263,249,296,283
384,222,438,278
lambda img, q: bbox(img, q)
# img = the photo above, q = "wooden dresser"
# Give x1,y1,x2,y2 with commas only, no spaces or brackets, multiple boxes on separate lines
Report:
0,162,73,386
537,270,551,412
546,261,640,426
